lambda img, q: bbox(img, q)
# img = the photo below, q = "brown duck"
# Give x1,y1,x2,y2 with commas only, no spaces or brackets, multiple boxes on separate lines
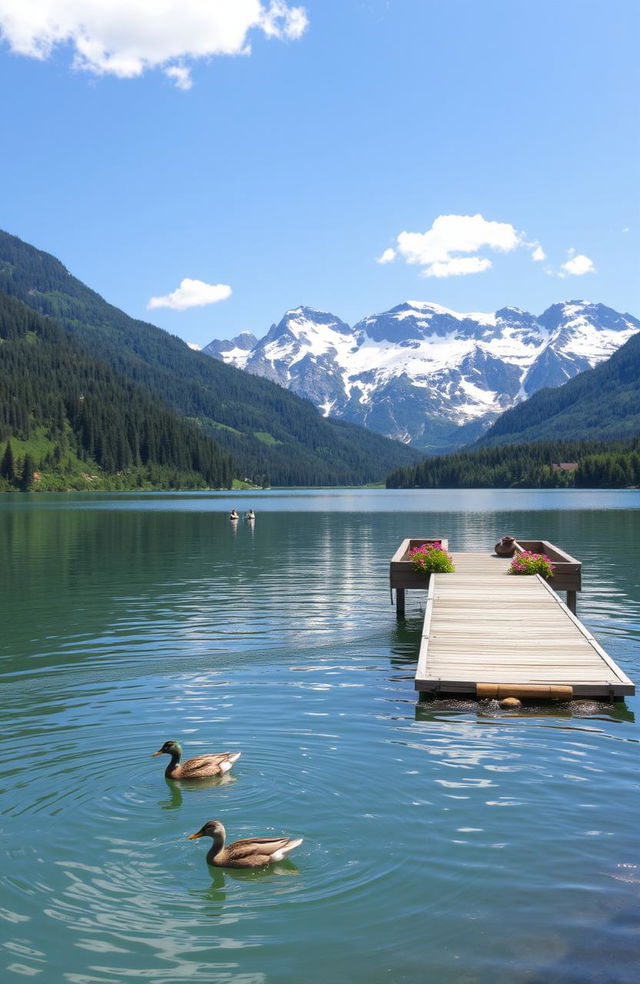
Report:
152,740,241,780
188,820,303,868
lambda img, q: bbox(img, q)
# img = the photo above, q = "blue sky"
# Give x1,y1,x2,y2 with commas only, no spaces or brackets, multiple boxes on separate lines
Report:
0,0,638,348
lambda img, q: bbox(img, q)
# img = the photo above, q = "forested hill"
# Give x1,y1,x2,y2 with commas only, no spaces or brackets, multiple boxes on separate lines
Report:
0,291,233,491
0,230,419,486
476,327,640,447
386,437,640,490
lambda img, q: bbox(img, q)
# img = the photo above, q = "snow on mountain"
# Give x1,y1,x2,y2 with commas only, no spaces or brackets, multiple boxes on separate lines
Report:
202,331,257,361
203,301,640,451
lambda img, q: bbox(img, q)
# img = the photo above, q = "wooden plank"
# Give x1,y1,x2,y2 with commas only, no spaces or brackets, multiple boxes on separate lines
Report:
419,682,631,698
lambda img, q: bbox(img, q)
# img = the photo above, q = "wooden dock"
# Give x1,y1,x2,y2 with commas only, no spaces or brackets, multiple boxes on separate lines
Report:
391,545,634,700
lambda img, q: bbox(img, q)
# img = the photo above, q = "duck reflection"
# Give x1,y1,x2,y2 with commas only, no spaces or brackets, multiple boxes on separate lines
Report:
158,773,237,811
205,859,300,887
190,868,229,911
190,860,301,914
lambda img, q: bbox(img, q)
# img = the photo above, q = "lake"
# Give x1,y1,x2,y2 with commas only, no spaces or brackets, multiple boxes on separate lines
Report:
1,488,639,983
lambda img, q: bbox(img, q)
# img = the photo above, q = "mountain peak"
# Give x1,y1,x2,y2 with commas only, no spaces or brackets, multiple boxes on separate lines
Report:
272,307,352,340
202,332,257,360
399,300,496,325
539,300,640,334
496,305,527,316
288,305,349,322
289,304,335,317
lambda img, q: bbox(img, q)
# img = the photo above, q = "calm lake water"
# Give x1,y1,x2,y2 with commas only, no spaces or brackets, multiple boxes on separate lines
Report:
1,489,639,984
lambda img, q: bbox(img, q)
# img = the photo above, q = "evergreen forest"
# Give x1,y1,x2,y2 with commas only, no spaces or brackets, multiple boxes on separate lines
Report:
0,230,419,487
0,290,234,491
386,437,640,490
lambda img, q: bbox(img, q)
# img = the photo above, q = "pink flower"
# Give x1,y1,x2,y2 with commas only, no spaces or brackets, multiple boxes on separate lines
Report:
508,550,555,578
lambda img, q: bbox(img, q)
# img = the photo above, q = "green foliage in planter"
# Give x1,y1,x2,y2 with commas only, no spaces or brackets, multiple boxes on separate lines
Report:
508,551,554,577
409,542,456,574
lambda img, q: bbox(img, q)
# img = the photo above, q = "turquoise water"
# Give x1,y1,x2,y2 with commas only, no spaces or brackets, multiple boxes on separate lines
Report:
1,489,639,983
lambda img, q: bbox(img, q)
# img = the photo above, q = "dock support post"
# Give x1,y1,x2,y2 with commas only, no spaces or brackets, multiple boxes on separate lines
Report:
396,588,405,618
567,590,577,614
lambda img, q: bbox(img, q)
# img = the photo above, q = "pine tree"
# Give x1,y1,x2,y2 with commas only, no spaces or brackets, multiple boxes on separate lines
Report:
1,439,15,482
20,453,35,491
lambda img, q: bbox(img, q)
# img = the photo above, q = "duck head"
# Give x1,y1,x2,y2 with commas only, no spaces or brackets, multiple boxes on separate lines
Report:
188,820,225,841
152,740,182,758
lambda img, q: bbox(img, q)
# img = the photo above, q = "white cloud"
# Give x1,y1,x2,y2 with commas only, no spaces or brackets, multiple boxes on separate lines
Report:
147,278,232,311
0,1,308,87
422,256,493,278
164,65,192,91
383,213,523,278
531,244,546,262
376,247,396,264
261,0,307,39
560,253,596,277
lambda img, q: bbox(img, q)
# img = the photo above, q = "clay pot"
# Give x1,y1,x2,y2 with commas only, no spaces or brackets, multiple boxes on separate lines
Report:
495,535,516,557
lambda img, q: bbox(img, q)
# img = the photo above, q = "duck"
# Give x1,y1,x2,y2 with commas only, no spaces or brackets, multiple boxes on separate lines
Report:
152,740,241,780
229,510,239,521
188,819,303,868
245,509,255,521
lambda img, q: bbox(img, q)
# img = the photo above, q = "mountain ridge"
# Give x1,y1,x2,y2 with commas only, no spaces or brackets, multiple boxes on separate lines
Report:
205,300,640,451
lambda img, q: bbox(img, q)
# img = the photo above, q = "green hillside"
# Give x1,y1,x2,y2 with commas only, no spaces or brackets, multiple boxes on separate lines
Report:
477,329,640,446
0,291,234,491
0,230,419,486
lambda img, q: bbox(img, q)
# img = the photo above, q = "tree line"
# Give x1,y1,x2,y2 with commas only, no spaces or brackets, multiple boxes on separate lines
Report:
386,437,640,489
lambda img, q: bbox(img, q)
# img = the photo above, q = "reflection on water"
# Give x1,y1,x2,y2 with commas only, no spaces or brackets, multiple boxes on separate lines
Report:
0,489,639,983
159,774,239,811
416,697,637,724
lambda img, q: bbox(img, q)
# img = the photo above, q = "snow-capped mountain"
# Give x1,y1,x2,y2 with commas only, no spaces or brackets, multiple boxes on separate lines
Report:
203,301,640,450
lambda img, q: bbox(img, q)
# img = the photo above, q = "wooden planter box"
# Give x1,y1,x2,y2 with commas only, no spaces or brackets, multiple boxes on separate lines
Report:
513,539,581,592
389,538,449,590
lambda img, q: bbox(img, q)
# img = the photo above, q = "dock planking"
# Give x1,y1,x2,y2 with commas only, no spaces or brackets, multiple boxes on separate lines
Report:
410,551,635,700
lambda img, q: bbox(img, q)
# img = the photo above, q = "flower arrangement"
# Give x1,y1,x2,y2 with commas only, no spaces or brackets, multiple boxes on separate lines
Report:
508,550,555,578
409,541,456,574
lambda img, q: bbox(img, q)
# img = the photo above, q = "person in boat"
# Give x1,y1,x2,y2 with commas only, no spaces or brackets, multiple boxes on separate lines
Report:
245,509,255,521
229,509,239,521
